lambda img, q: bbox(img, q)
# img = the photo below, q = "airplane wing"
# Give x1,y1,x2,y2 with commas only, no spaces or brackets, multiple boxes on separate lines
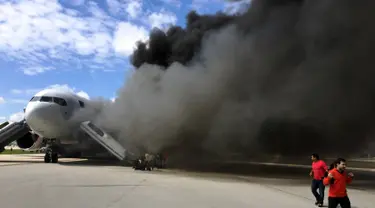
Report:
0,119,30,152
80,121,133,162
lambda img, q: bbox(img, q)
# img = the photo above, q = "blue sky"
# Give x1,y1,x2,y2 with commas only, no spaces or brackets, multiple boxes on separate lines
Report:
0,0,246,122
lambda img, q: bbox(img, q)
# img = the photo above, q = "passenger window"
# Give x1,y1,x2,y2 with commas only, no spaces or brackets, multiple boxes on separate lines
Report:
53,97,67,106
30,96,41,102
87,122,104,137
79,100,85,108
40,96,52,102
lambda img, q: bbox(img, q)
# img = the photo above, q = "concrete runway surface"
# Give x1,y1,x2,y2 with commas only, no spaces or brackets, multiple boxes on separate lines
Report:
0,154,374,208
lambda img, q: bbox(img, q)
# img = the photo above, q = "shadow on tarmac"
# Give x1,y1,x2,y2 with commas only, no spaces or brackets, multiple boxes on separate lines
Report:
58,159,128,167
0,160,44,164
57,158,375,190
171,161,375,191
2,155,374,191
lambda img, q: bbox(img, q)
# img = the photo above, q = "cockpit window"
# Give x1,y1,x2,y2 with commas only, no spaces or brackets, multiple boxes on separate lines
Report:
79,100,85,108
29,96,67,106
30,96,41,102
40,96,53,102
53,97,67,106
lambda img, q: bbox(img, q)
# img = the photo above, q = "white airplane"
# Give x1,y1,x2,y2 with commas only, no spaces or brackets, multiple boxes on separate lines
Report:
0,88,130,163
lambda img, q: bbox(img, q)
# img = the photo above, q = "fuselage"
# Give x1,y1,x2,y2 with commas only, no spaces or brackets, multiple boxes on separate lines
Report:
24,88,98,142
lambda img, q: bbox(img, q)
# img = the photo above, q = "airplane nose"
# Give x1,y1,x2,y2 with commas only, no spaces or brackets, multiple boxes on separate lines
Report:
24,103,62,137
25,105,46,125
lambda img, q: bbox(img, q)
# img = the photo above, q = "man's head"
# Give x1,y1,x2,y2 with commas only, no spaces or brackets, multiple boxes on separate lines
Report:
311,153,319,162
335,158,347,171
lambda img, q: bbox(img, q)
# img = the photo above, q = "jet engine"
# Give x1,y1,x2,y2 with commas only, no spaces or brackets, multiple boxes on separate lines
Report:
16,132,37,149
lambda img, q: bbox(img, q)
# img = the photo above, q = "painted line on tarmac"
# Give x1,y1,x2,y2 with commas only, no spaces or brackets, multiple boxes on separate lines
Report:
0,162,28,167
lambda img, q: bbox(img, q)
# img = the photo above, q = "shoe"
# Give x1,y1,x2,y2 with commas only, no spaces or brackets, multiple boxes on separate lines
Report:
318,203,323,207
315,201,319,205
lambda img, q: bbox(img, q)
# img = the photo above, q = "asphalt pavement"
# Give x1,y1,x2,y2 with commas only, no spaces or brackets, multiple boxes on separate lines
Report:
0,154,374,208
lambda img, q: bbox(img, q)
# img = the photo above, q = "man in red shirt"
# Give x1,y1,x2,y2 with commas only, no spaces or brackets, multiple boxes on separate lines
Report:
323,158,354,208
310,153,328,207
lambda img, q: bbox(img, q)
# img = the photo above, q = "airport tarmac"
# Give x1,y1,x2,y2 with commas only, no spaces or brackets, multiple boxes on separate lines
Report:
0,153,86,164
0,154,374,208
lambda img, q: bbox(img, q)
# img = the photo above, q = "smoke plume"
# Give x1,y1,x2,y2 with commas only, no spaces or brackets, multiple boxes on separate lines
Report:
97,0,375,162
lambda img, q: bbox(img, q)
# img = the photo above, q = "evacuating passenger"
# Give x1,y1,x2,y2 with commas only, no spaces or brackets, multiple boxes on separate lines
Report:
323,158,354,208
310,153,328,207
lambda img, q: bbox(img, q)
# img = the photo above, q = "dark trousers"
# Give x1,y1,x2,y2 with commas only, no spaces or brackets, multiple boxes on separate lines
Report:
328,196,351,208
311,179,325,203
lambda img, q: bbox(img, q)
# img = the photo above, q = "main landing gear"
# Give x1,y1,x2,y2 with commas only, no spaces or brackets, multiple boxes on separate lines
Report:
44,147,59,163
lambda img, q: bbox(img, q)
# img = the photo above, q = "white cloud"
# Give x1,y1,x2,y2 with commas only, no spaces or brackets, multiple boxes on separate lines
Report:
0,116,6,121
106,0,143,18
160,0,181,8
10,89,40,95
0,0,148,75
190,0,250,14
113,22,148,56
126,1,142,18
147,10,177,29
23,66,55,76
45,84,77,92
9,111,24,122
10,84,90,100
223,0,251,14
7,99,28,104
0,96,28,105
190,0,211,12
46,84,91,99
76,91,90,99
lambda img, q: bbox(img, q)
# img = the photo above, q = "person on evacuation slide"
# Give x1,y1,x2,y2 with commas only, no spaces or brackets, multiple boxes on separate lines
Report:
323,158,354,208
310,153,328,207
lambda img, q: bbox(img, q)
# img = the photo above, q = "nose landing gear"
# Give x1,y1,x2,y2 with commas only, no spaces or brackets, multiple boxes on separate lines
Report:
44,140,59,163
44,148,58,163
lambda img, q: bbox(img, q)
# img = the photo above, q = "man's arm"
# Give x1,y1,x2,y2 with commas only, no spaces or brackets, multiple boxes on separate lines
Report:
346,172,354,184
323,171,335,186
322,161,329,177
322,161,328,171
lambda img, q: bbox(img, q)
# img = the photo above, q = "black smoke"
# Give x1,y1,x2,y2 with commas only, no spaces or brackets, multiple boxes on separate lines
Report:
99,0,375,163
130,10,237,68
